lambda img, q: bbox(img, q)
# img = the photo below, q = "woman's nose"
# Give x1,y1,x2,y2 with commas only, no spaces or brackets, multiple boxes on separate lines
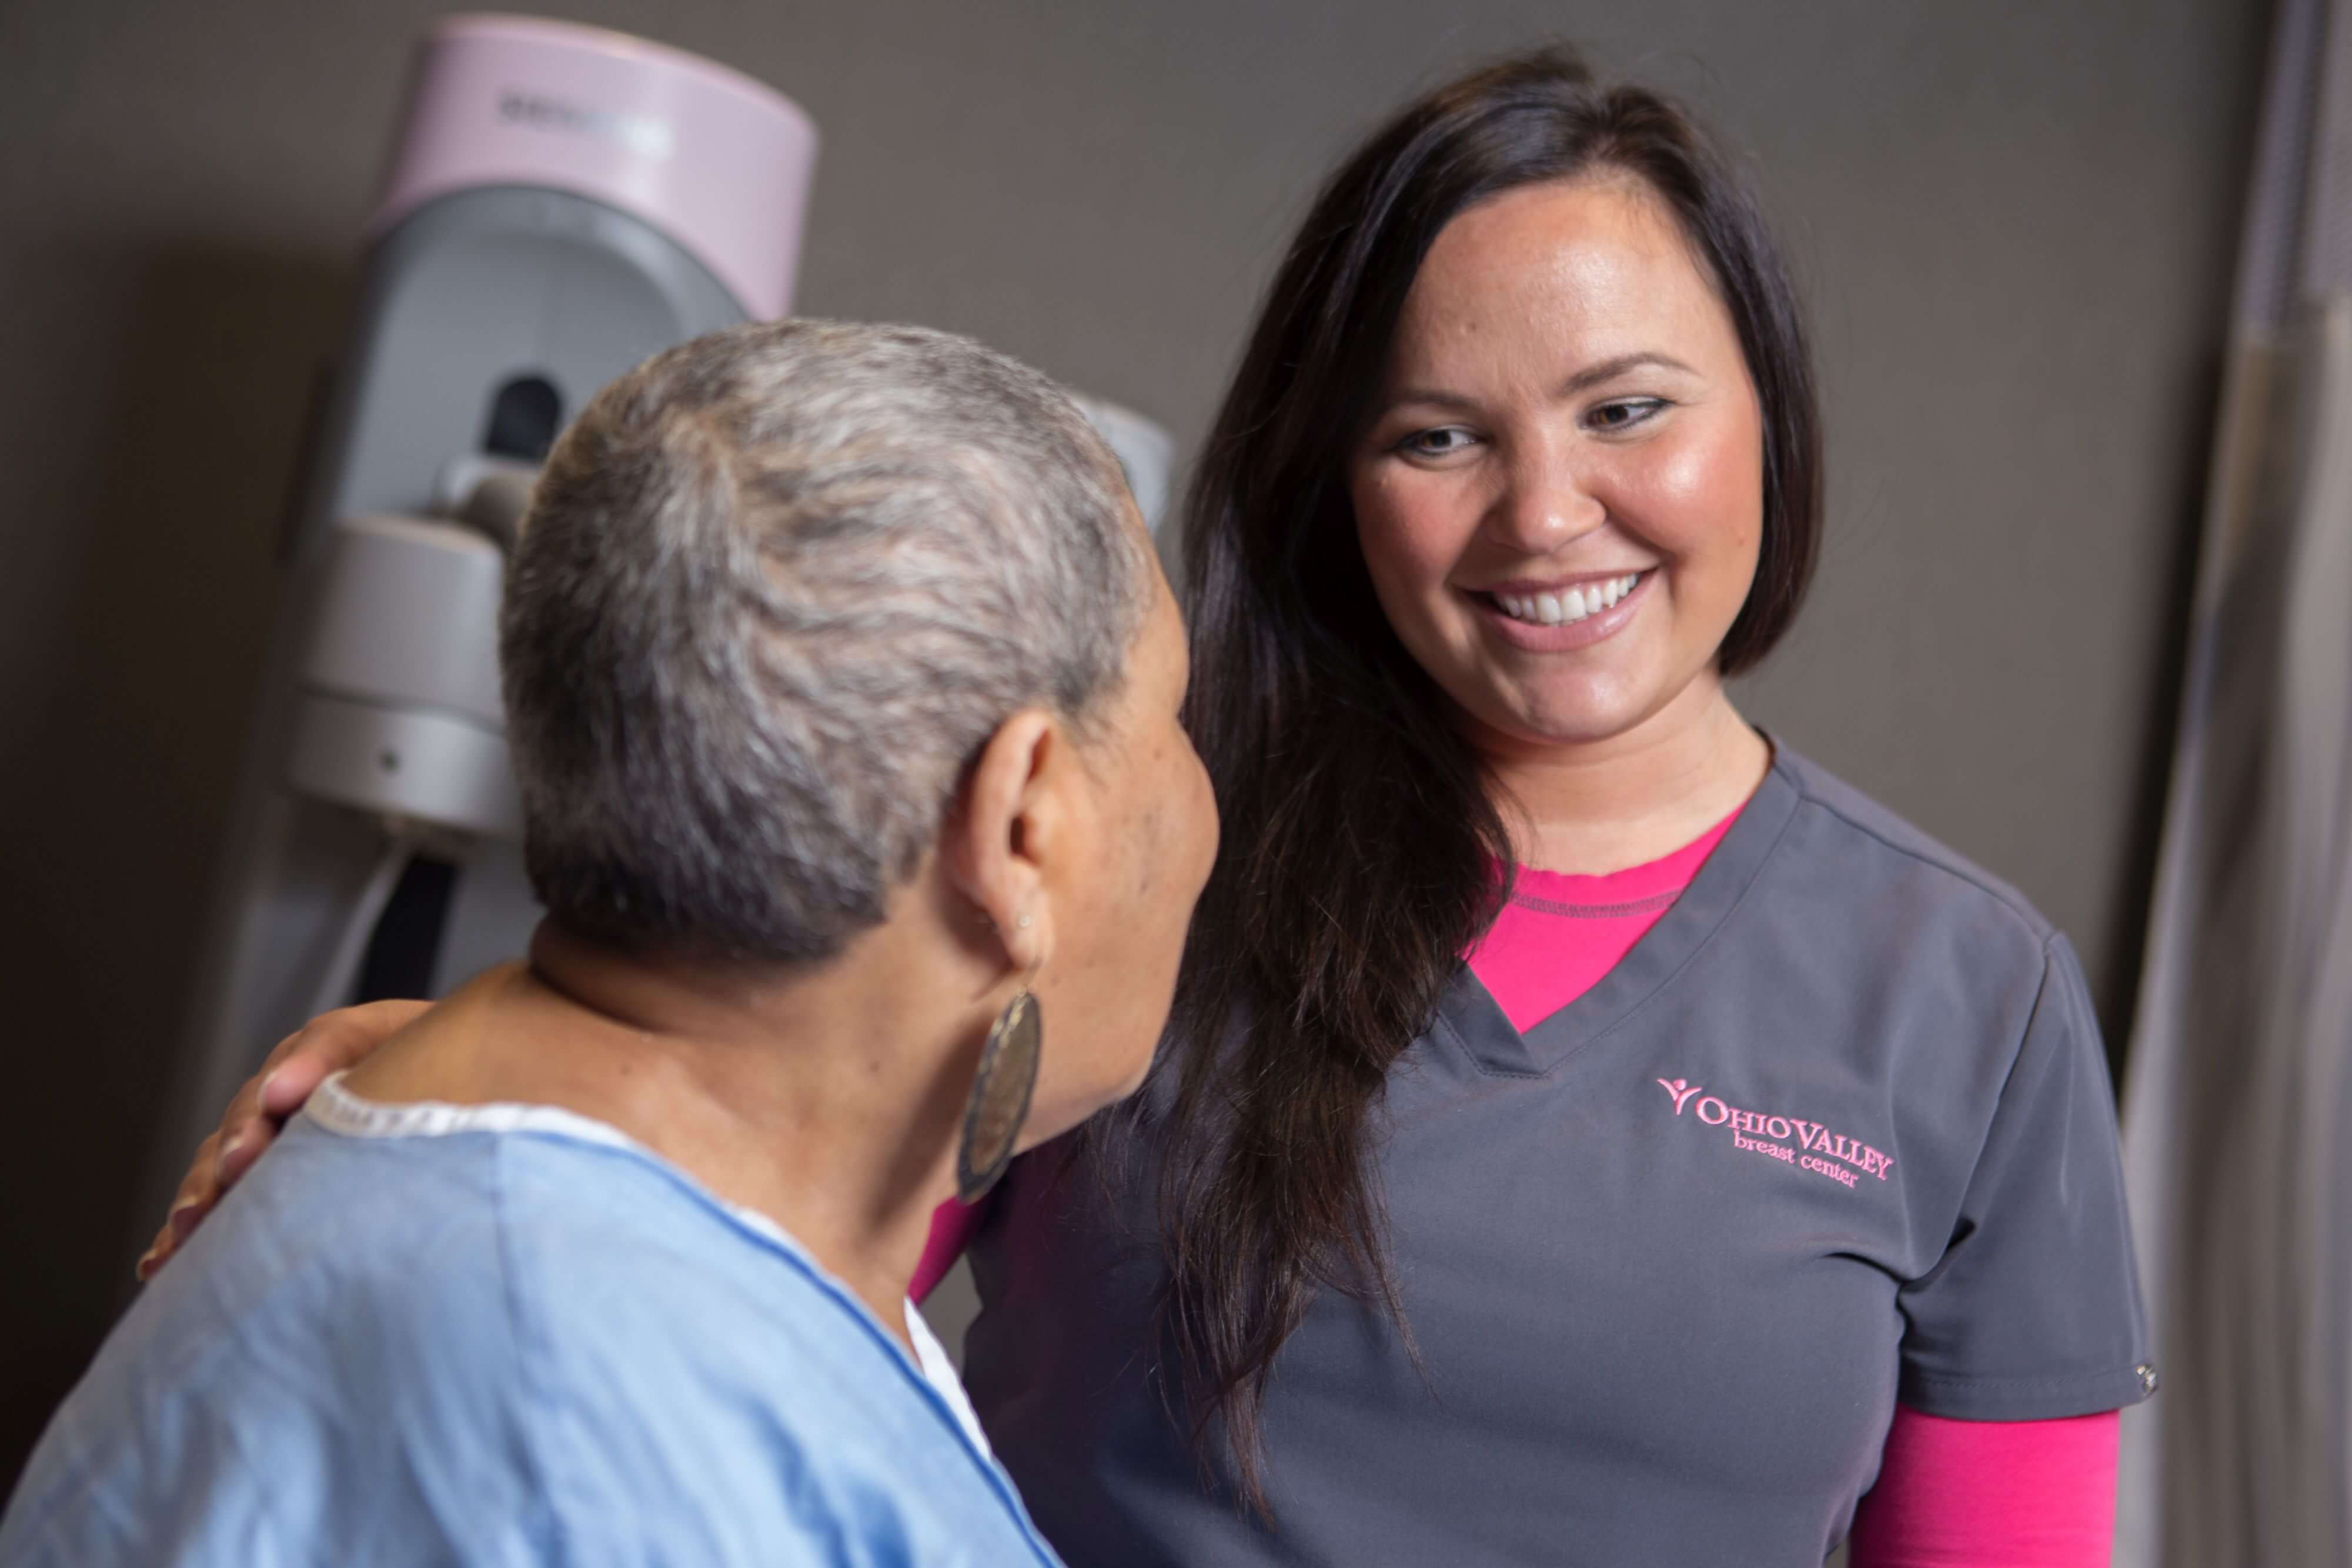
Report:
1486,446,1606,554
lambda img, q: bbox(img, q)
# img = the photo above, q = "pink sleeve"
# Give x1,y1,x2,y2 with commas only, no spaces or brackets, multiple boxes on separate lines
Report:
1847,1405,2119,1567
910,1195,990,1302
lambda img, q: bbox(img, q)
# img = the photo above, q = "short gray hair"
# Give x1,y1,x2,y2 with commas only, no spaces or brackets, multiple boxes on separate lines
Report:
500,319,1153,963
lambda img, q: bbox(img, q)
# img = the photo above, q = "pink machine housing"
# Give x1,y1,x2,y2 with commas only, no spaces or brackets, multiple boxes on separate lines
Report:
377,15,816,320
153,18,817,1226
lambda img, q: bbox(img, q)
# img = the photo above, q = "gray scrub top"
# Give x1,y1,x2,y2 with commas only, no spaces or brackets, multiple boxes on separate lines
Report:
963,748,2153,1567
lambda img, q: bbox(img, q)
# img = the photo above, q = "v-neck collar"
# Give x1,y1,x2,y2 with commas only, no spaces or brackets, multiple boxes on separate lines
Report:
1434,751,1803,1078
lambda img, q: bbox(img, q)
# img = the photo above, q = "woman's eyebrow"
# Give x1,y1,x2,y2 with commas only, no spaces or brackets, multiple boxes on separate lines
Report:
1374,386,1483,416
1555,350,1699,396
1376,352,1702,418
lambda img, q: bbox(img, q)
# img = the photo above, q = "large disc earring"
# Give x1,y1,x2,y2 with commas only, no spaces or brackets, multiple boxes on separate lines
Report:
956,988,1043,1202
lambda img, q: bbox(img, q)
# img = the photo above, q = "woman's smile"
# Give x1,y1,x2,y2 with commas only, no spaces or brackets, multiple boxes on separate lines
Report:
1468,567,1653,650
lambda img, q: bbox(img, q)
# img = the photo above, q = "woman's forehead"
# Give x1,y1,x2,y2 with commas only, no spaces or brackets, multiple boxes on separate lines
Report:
1391,181,1735,380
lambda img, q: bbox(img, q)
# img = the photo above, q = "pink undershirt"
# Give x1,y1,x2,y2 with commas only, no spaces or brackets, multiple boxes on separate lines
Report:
1465,808,1742,1031
911,803,2118,1564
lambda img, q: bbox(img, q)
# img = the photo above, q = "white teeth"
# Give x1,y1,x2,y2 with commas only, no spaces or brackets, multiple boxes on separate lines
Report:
1491,571,1644,628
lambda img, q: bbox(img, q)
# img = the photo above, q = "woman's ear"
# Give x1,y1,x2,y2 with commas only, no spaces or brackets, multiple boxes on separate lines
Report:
944,708,1075,975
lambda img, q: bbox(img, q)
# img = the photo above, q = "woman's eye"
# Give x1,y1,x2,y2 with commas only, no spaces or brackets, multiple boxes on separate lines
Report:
1585,397,1668,432
1399,426,1479,458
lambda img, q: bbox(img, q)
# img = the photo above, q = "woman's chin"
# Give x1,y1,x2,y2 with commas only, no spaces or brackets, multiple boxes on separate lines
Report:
1461,654,1729,756
1465,689,1668,754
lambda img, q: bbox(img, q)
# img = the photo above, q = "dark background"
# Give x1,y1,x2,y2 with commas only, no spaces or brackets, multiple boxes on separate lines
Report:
0,0,2271,1485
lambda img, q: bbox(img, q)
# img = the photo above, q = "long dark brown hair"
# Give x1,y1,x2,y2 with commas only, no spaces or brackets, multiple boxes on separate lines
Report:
1148,46,1823,1509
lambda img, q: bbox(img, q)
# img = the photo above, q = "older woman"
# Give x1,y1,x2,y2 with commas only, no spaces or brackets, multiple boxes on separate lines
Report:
5,320,1215,1564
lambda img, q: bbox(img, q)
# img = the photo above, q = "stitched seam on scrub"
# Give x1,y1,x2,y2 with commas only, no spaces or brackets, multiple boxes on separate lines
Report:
1561,791,1806,1065
1907,1360,2148,1391
1506,890,1681,919
1452,791,1803,1082
1787,771,2052,940
1898,937,2059,1292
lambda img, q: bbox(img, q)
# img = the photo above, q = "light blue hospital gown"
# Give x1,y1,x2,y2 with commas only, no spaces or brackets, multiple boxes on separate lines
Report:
0,1077,1061,1567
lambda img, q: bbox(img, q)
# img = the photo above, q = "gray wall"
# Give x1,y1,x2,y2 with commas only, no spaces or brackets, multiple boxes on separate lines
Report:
0,0,2266,1485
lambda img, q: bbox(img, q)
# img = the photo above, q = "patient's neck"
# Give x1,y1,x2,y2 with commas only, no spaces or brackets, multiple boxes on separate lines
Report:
341,920,973,1351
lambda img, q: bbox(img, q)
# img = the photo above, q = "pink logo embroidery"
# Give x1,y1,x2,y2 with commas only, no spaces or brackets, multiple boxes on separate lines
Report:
1654,1076,1894,1189
1655,1078,1702,1116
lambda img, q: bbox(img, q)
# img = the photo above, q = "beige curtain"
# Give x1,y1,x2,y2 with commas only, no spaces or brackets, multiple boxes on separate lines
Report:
2116,1,2352,1560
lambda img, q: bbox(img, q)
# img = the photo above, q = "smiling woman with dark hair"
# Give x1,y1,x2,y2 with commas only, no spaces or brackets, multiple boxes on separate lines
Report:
143,48,2149,1568
961,49,2149,1566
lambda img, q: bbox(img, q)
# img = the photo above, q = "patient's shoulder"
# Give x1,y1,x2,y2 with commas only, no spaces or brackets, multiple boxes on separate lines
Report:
479,1130,1003,1555
1,1124,552,1562
485,1122,868,1377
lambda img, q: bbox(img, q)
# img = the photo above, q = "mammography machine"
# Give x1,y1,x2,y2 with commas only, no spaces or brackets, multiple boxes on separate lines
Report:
152,15,1175,1225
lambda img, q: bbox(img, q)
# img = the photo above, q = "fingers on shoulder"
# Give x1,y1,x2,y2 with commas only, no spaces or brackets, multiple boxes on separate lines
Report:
256,999,430,1116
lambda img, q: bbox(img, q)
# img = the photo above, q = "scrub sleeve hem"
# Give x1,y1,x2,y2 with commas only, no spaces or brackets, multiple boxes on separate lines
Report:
1899,1359,2156,1422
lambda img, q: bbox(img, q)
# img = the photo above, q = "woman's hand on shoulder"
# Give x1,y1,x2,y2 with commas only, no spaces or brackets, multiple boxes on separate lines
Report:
135,999,430,1281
